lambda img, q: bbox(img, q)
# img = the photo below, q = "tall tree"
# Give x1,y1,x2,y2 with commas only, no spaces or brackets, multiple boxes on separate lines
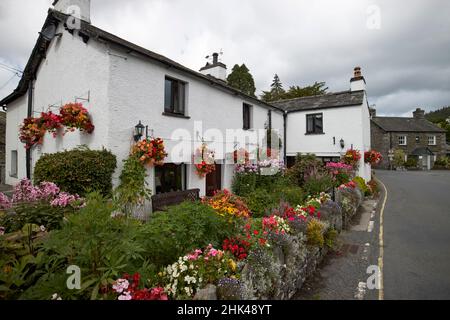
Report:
261,74,286,102
226,64,257,98
284,82,329,100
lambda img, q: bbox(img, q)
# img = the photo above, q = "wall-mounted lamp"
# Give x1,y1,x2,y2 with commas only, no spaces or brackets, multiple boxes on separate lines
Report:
2,104,7,112
134,121,145,142
340,138,345,150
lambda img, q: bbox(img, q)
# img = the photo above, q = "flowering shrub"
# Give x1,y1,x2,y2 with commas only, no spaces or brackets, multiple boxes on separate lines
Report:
342,149,362,168
244,221,269,248
338,181,357,190
235,163,259,174
203,189,251,220
131,137,168,166
112,273,168,301
258,159,285,176
194,144,216,177
0,193,12,210
59,103,95,134
50,192,84,209
159,244,237,299
263,215,291,235
326,162,353,186
222,238,251,260
364,150,382,165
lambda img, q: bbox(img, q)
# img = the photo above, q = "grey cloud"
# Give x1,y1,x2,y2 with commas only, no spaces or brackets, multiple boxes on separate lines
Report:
1,0,449,116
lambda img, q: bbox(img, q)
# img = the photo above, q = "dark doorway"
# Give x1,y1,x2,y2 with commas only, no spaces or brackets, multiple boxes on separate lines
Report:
206,164,222,196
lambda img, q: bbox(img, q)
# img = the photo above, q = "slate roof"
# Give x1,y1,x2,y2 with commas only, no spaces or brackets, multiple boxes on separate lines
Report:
0,9,282,112
272,90,365,113
411,147,435,156
371,117,446,133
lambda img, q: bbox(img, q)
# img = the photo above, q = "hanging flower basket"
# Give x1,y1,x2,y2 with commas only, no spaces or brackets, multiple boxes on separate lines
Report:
194,143,216,178
37,111,63,137
342,149,362,168
132,137,168,167
364,150,382,165
233,148,250,165
59,103,95,134
19,117,46,149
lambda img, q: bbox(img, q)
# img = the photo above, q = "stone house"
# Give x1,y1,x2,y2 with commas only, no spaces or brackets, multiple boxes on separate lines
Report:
371,108,447,170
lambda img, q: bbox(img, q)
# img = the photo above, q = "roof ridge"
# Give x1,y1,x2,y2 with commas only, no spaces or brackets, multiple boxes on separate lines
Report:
272,90,363,104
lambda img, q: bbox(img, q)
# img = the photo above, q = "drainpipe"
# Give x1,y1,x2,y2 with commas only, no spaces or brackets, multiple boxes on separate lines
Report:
283,111,288,164
26,81,34,180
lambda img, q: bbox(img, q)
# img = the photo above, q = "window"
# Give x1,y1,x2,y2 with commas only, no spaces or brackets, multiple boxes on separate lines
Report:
155,163,186,194
164,77,186,115
428,136,436,146
10,150,18,177
398,136,407,146
243,103,252,130
306,113,324,134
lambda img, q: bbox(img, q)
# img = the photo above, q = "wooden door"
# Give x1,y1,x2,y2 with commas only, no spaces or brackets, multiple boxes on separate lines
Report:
206,164,222,196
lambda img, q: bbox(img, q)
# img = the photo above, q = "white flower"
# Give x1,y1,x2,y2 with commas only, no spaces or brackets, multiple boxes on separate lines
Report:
118,291,132,301
40,225,46,232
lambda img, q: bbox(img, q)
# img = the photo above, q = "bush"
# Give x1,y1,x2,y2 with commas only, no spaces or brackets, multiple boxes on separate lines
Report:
434,156,450,169
139,201,236,268
232,172,257,197
21,193,146,300
286,154,323,186
353,176,370,196
303,167,334,196
393,149,405,168
34,146,117,197
405,157,418,169
243,189,279,218
306,218,327,248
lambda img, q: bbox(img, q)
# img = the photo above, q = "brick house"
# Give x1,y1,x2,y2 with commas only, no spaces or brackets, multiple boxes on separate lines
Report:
371,108,447,170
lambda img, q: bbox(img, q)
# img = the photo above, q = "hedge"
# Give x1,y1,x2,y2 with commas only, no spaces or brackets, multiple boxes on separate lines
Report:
34,147,117,197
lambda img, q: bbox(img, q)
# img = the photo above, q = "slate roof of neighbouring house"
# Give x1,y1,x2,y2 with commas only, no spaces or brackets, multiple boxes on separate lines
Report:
371,117,446,133
0,9,282,112
271,90,365,113
411,147,435,156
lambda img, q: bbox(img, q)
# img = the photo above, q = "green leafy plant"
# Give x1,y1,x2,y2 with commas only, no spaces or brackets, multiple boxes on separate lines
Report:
393,149,406,168
34,146,117,197
139,201,236,268
25,193,146,300
405,157,418,169
114,155,152,217
306,218,326,248
353,176,370,196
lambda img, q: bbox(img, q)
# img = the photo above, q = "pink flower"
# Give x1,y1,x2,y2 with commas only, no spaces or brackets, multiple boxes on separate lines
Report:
118,292,132,301
0,227,5,236
112,279,130,294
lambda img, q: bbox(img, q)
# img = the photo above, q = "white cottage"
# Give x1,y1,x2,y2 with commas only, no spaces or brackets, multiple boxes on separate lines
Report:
273,67,372,181
1,0,285,196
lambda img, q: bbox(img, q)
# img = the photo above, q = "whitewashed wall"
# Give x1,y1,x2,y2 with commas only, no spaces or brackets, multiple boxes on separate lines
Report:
286,104,371,181
29,24,111,179
106,47,284,195
5,96,28,186
5,24,284,195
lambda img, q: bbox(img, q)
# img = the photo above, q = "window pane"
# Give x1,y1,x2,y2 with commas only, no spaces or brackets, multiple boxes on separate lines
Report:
243,104,250,130
315,115,323,133
155,164,186,194
164,79,172,111
175,82,185,114
307,116,314,133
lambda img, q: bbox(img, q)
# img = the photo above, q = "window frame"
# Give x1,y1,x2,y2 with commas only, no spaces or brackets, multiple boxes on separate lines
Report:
164,76,187,116
154,163,187,195
243,103,252,130
398,135,407,146
428,135,436,146
306,113,324,134
10,150,18,178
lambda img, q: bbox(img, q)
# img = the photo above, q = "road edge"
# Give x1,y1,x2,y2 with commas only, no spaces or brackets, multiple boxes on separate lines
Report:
375,176,388,300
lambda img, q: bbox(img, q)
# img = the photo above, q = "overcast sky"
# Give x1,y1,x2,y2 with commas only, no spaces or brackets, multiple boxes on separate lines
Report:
0,0,449,116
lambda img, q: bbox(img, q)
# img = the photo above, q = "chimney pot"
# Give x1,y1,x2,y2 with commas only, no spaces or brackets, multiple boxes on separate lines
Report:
354,66,362,78
212,53,219,64
350,66,366,91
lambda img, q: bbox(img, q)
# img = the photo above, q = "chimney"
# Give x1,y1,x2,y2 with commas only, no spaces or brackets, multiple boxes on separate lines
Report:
369,107,377,118
53,0,91,23
199,52,227,81
413,108,425,120
350,66,366,91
